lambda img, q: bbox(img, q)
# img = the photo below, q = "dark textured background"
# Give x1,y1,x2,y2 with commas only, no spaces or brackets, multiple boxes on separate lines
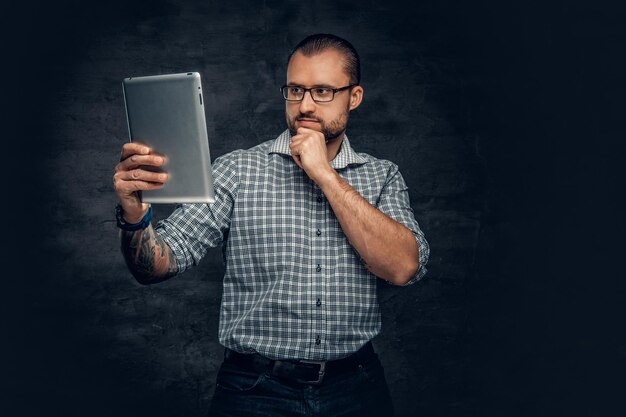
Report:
3,1,625,416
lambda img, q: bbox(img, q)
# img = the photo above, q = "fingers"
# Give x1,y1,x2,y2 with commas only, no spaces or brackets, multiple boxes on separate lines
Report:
291,128,325,147
120,142,150,161
289,142,303,159
115,142,170,199
117,153,167,171
117,169,169,183
113,168,169,189
296,127,314,135
289,140,300,154
292,154,303,169
115,178,167,193
113,172,168,198
291,127,320,142
289,135,321,156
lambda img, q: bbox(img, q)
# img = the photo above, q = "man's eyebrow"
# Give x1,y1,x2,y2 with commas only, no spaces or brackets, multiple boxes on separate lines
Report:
285,83,335,88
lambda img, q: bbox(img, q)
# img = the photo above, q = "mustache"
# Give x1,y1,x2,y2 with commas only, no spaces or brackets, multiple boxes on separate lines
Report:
296,113,321,122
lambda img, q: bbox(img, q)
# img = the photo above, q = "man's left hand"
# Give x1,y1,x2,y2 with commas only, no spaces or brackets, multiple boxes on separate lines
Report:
289,127,334,183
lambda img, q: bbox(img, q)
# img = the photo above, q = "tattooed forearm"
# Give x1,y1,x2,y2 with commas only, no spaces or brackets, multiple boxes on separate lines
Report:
120,224,178,284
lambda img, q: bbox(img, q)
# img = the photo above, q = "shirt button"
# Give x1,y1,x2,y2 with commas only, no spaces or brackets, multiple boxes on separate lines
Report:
316,298,321,307
316,229,321,236
315,335,321,345
317,196,323,203
316,264,322,272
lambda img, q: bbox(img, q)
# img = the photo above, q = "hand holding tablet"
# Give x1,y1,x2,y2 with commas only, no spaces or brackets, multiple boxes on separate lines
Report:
114,142,169,223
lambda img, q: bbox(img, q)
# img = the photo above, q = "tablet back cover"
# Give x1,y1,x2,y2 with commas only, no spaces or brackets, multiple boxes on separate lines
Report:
122,72,215,204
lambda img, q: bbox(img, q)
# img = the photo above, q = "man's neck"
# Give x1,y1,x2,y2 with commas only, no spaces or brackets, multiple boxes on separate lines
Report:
326,133,345,162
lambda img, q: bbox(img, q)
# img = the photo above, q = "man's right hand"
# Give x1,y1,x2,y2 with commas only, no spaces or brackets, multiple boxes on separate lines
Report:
114,142,169,223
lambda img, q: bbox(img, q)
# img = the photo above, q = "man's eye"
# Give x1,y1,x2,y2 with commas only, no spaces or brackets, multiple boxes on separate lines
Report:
314,88,331,96
290,87,303,94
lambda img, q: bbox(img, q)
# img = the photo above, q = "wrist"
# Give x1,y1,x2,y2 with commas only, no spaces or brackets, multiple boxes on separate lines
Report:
120,201,150,223
312,167,339,188
116,204,152,231
123,209,148,224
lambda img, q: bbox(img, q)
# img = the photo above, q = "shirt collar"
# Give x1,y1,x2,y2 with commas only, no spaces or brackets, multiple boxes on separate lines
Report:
269,129,368,170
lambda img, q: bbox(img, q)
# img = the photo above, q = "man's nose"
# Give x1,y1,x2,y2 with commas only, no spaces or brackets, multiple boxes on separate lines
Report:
298,90,317,113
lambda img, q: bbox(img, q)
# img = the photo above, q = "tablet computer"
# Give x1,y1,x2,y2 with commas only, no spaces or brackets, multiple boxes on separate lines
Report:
122,72,215,204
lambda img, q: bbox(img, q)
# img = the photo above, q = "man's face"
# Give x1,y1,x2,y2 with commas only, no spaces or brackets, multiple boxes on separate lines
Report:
285,49,362,142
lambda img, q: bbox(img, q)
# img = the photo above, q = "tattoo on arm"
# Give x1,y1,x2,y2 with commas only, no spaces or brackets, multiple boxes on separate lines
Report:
120,224,178,284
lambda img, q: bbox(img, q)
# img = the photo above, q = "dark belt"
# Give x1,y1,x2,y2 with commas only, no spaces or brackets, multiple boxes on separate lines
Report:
223,342,376,385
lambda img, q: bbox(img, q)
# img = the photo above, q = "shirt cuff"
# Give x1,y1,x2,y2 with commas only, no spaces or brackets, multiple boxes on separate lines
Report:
400,231,429,286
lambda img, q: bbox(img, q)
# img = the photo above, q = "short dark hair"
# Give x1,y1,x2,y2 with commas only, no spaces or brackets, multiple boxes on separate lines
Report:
287,33,361,85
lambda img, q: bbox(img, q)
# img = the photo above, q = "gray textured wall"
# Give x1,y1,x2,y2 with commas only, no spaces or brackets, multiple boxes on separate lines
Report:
5,1,624,416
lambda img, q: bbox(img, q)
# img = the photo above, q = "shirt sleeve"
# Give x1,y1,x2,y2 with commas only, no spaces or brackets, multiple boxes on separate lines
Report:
376,163,429,286
154,151,240,274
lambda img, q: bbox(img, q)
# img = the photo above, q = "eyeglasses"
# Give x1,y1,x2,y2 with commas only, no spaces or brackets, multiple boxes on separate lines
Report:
281,84,356,103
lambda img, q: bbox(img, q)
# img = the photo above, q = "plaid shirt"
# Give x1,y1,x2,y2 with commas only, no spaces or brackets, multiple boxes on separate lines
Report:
156,130,429,361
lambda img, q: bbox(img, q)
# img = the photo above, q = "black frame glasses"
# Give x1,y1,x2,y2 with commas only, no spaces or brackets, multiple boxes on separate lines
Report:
281,84,357,103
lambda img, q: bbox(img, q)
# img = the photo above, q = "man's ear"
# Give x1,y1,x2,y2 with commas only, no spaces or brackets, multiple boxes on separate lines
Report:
349,86,364,111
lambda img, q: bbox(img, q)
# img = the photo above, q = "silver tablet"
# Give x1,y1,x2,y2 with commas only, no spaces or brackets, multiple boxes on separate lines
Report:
122,72,215,204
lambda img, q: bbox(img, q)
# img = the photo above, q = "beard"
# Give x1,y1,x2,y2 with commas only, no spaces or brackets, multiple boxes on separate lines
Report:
286,105,350,143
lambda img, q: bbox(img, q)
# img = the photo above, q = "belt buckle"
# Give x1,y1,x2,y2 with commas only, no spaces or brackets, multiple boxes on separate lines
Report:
296,360,326,385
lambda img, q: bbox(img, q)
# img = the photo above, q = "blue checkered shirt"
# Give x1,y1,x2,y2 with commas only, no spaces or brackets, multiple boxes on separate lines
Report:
156,130,429,361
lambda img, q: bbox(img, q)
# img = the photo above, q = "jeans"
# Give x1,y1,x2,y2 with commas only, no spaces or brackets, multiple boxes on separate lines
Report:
207,351,395,417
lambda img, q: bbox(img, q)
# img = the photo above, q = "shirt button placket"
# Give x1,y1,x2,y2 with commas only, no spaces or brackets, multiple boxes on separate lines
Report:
312,187,325,352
